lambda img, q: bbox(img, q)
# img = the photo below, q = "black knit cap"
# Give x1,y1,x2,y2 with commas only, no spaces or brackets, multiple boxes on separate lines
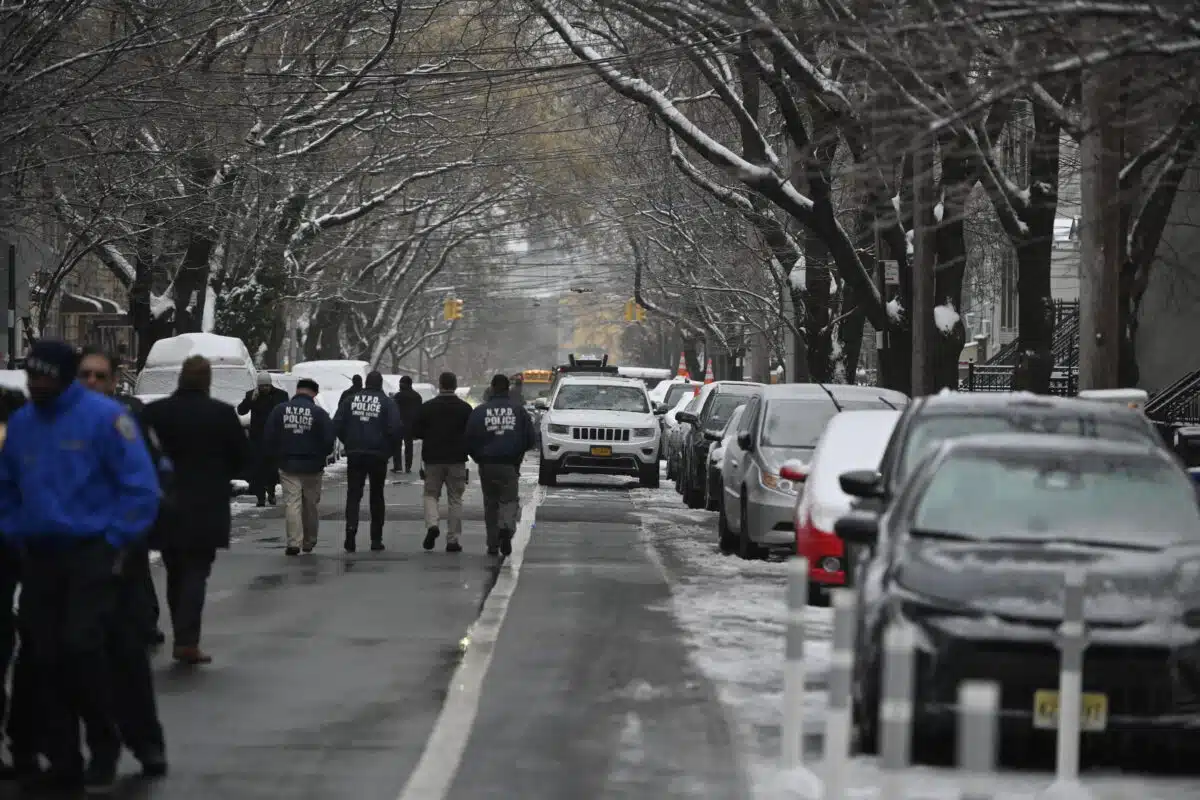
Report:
24,340,79,383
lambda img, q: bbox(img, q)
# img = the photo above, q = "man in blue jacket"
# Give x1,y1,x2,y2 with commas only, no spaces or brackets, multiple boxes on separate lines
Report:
0,340,160,794
466,374,535,557
334,370,401,553
264,378,336,556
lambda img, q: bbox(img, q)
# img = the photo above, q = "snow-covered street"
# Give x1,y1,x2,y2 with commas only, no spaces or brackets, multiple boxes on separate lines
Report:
632,487,1199,800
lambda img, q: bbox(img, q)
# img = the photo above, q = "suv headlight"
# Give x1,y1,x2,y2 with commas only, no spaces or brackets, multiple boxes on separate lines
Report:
547,423,570,435
633,427,656,437
760,471,797,495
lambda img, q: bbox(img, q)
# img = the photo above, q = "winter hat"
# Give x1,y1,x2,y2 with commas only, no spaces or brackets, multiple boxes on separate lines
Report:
365,371,383,390
257,371,272,387
25,340,79,383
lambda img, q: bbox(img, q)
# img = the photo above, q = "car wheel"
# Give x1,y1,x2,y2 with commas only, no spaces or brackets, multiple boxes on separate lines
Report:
704,469,720,511
717,498,737,554
852,652,880,756
666,456,676,481
538,458,558,487
737,492,764,560
638,461,660,489
682,460,705,508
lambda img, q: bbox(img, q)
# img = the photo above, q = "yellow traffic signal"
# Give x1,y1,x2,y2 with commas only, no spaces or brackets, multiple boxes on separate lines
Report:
624,298,646,323
443,298,464,321
635,303,646,322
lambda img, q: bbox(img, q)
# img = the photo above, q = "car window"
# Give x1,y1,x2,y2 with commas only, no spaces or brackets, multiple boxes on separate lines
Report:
896,411,1157,484
761,399,839,449
553,384,649,413
723,406,746,437
913,451,1200,546
737,397,760,435
663,384,693,408
704,394,748,434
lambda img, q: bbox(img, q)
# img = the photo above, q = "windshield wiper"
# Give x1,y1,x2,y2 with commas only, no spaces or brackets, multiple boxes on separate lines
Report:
909,528,979,542
878,396,897,410
987,536,1159,552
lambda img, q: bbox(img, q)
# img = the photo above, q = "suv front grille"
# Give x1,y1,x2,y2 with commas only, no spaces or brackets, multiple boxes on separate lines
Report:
572,427,630,442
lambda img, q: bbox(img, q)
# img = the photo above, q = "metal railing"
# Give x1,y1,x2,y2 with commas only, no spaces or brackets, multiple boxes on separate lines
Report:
960,363,1078,396
983,301,1079,368
782,558,1099,799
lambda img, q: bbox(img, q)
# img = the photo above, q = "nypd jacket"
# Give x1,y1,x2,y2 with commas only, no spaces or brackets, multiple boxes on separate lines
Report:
263,394,336,474
334,389,401,458
465,393,534,466
0,381,160,547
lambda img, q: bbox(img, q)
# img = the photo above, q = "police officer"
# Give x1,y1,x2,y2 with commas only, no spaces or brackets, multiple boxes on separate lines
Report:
263,378,336,556
391,376,423,473
465,374,535,557
0,340,160,793
77,347,169,778
334,370,401,553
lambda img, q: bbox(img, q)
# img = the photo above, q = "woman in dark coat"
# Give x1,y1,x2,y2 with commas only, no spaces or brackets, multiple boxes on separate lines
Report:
143,356,246,665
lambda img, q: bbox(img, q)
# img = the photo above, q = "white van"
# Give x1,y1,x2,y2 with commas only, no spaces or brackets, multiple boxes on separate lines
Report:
134,334,257,416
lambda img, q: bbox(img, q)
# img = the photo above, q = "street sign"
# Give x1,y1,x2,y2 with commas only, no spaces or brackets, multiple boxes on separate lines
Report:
881,260,900,285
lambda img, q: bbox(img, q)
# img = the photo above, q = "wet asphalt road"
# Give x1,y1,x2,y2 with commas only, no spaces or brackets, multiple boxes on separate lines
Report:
2,466,747,799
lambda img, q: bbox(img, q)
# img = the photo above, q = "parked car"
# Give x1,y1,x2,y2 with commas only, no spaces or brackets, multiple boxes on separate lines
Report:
719,383,907,559
666,392,701,484
704,405,747,512
677,381,762,508
838,392,1172,516
839,434,1200,760
781,409,900,602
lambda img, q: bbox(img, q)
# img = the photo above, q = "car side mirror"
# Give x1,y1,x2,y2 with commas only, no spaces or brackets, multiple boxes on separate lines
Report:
840,469,884,499
654,403,668,415
534,398,548,410
676,411,697,425
737,431,753,451
703,430,722,442
779,459,808,483
835,511,880,547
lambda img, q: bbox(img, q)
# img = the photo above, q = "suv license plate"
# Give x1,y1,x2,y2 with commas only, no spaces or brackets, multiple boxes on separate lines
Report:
590,446,612,457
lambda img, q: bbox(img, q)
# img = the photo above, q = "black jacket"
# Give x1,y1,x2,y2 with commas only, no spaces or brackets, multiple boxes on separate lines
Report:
334,388,401,458
143,389,247,550
263,394,336,474
413,392,473,464
392,387,423,431
339,384,363,408
465,392,535,466
237,385,289,440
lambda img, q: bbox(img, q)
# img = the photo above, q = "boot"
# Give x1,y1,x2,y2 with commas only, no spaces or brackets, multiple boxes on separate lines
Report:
173,646,213,665
423,526,440,551
344,530,357,553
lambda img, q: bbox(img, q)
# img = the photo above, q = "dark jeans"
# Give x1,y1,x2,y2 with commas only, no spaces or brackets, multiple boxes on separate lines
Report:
21,538,122,773
393,438,415,472
249,440,279,501
478,463,520,550
346,454,388,543
0,546,36,768
160,547,216,648
110,547,165,761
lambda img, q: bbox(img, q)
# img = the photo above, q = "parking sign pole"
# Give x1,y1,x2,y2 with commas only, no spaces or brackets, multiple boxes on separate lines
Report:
880,622,915,799
823,589,857,800
782,556,808,770
1053,569,1088,785
957,681,999,800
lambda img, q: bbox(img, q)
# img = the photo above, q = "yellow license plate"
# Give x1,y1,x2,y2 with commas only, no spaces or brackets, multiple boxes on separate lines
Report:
1032,690,1108,732
590,446,612,457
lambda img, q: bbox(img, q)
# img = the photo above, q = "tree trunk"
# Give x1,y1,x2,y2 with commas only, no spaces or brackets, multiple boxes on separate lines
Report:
931,140,973,391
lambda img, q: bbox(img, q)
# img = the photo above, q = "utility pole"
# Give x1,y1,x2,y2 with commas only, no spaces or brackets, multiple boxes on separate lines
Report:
7,244,16,368
910,134,937,396
1078,24,1123,390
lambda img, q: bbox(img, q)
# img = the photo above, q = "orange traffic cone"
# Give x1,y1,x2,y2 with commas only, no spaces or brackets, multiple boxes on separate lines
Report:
676,352,689,378
704,358,715,384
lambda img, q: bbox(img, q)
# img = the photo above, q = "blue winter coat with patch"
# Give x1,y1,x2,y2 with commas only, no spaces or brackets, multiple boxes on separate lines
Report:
465,393,534,466
333,389,401,458
264,394,336,474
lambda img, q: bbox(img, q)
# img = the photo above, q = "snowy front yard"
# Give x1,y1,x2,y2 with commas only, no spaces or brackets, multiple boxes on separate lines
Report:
632,487,1196,800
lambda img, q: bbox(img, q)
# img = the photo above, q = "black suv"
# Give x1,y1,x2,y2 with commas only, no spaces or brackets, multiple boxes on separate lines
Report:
675,381,761,508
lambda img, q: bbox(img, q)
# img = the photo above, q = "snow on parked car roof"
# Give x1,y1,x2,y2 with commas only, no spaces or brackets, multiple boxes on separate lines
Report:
143,333,253,368
808,409,901,505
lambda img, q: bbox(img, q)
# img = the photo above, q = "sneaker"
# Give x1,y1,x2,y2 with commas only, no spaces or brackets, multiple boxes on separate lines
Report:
172,646,213,665
344,535,356,553
285,546,300,556
301,544,315,554
83,761,117,795
499,529,513,557
370,540,385,552
255,499,266,508
136,749,168,779
446,541,462,553
423,526,440,551
486,546,499,556
267,494,277,506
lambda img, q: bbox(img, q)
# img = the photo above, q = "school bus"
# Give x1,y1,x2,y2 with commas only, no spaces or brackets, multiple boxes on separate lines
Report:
511,369,553,399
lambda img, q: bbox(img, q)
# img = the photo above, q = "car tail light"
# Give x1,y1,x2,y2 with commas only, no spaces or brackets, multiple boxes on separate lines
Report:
795,505,844,574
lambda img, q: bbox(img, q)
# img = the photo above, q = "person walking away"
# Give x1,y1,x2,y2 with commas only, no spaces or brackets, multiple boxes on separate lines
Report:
339,374,363,408
392,376,423,473
263,379,335,556
510,375,526,409
238,373,288,506
143,356,246,666
466,374,534,557
414,372,473,553
334,371,401,553
0,387,37,783
0,340,160,793
77,348,169,778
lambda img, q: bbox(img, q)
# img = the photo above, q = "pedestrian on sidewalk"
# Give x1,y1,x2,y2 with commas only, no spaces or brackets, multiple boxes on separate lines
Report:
392,376,423,473
77,347,169,778
466,374,535,557
339,374,363,408
144,356,247,666
237,372,288,507
264,378,336,556
0,340,160,793
414,372,473,553
334,370,401,553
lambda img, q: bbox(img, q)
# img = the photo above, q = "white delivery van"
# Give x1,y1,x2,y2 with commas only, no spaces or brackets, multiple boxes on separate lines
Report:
134,334,257,416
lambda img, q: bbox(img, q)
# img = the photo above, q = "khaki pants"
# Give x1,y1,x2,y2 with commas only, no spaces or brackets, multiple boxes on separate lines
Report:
279,471,323,549
423,463,467,544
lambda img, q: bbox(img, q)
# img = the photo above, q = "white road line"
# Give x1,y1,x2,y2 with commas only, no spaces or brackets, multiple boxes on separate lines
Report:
397,483,546,800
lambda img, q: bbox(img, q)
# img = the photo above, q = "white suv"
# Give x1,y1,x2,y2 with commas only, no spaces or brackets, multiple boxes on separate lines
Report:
538,375,665,487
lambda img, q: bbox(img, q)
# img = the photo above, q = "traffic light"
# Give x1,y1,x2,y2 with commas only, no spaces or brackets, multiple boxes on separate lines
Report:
442,298,463,321
623,298,646,323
